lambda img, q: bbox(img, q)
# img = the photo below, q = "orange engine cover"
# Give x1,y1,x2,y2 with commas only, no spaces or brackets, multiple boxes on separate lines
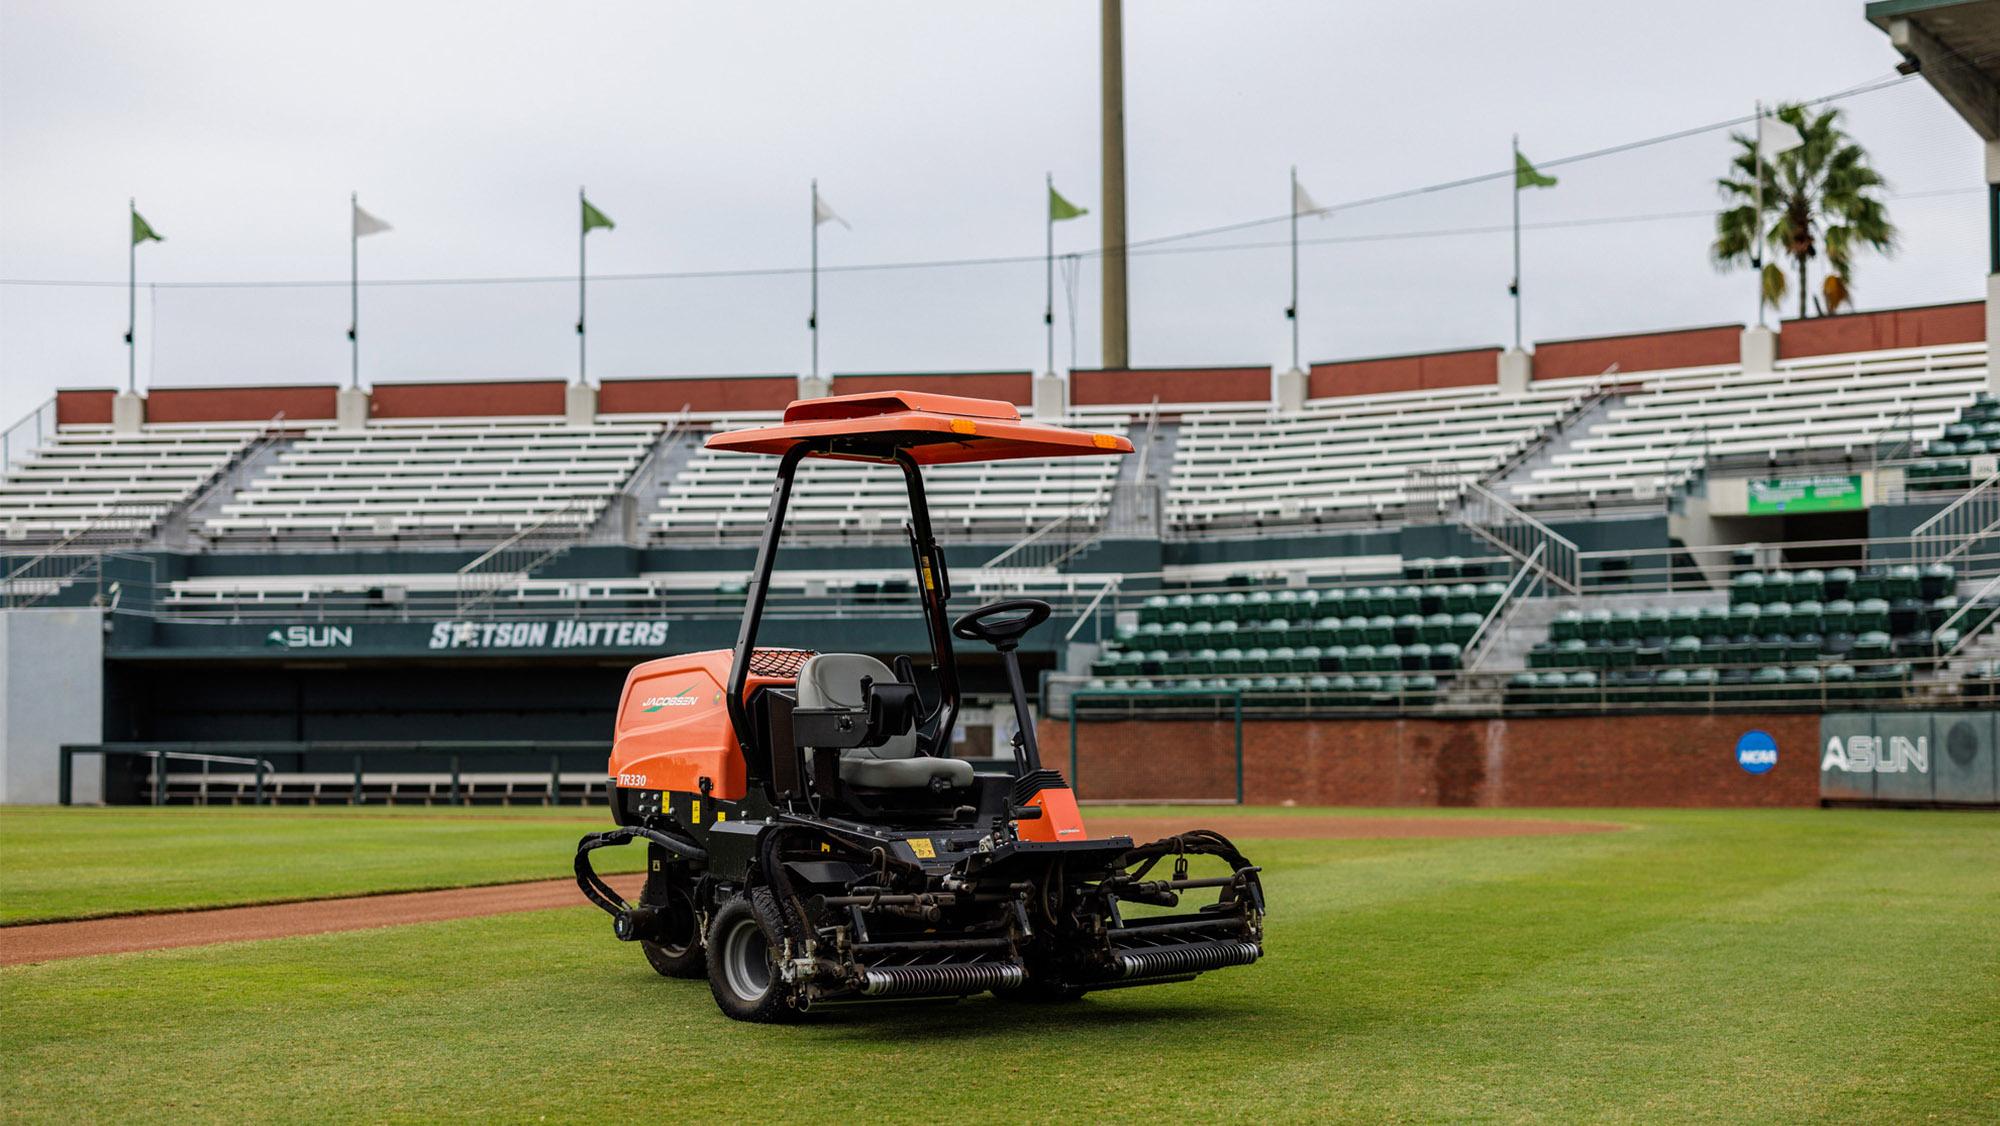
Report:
608,648,808,802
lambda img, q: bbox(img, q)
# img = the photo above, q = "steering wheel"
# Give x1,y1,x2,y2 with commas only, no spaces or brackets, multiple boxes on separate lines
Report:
951,598,1052,650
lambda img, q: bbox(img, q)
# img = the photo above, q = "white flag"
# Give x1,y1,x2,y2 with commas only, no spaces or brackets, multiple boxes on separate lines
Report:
1756,114,1804,156
813,190,849,229
353,203,393,238
1293,179,1327,218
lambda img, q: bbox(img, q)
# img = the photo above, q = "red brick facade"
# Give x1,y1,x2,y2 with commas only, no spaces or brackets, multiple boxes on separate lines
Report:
369,380,567,418
145,385,338,423
1777,300,1984,359
55,389,115,425
599,376,798,414
1309,348,1498,399
1533,325,1740,380
1070,366,1272,405
1046,713,1823,807
834,372,1032,405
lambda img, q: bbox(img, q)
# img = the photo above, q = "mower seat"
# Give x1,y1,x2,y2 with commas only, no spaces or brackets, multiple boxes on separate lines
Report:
795,653,974,789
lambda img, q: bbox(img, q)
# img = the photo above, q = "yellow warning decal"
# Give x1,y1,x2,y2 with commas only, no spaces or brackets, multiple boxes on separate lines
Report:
909,838,936,859
690,799,701,824
715,810,726,822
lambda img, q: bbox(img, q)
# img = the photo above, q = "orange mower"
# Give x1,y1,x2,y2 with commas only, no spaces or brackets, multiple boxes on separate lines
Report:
574,391,1264,1021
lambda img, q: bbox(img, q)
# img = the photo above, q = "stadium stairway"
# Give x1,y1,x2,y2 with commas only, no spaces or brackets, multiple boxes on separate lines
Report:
1484,390,1627,500
153,428,297,549
593,421,703,542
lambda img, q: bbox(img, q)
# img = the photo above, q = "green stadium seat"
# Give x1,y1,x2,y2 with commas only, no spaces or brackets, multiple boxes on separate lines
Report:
1402,642,1432,671
1791,569,1825,602
1141,594,1170,623
1655,667,1689,703
1854,599,1891,634
1550,610,1584,642
1927,596,1959,631
1430,642,1462,671
1556,638,1589,668
1393,613,1423,645
1763,571,1795,603
1420,613,1454,644
1790,599,1823,635
1824,568,1856,600
1444,583,1478,615
1728,602,1762,634
1848,571,1885,602
1375,644,1404,672
1452,612,1484,644
1336,616,1366,646
1786,634,1822,663
1851,631,1893,662
1667,635,1702,665
1731,571,1766,605
1319,644,1349,671
1686,667,1719,703
1348,643,1378,672
1760,600,1792,635
1365,615,1396,646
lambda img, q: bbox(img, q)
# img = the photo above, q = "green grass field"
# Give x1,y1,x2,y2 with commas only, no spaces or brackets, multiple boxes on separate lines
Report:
0,807,641,924
3,806,1997,1121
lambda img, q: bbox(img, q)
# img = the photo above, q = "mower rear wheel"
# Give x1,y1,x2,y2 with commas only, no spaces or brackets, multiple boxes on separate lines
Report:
706,890,798,1023
639,881,704,979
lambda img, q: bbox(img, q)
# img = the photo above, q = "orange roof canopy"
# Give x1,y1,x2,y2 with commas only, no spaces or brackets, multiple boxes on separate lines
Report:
703,390,1133,465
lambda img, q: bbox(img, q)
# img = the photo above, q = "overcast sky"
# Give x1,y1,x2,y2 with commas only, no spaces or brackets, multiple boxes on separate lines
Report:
0,0,1988,424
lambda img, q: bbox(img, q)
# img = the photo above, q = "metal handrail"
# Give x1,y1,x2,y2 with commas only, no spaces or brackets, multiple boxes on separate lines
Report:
1462,543,1547,671
1933,569,2000,662
1064,576,1122,642
1912,469,2000,564
1456,479,1581,594
455,499,590,614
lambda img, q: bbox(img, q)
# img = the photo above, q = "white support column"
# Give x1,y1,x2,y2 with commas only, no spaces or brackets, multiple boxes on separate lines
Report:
1273,366,1307,412
1032,372,1066,420
1987,141,2000,395
111,392,144,434
1496,348,1532,395
564,381,598,427
335,387,370,432
796,373,833,400
1740,325,1778,374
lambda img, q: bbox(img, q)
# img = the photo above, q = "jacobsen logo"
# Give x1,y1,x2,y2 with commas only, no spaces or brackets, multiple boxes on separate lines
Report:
1821,734,1929,774
1735,730,1778,775
641,687,700,712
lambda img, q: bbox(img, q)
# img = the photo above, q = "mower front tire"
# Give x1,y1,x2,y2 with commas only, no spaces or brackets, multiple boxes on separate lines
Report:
639,879,705,979
706,889,799,1023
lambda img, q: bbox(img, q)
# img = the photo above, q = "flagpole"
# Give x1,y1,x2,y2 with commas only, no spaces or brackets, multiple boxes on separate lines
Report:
1289,166,1300,372
1045,173,1055,376
1510,136,1522,352
349,193,360,389
1752,100,1766,329
810,179,820,382
127,198,137,394
577,187,587,385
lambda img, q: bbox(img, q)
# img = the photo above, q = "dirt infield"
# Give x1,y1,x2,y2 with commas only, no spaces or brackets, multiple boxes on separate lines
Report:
1,815,1619,966
0,875,643,967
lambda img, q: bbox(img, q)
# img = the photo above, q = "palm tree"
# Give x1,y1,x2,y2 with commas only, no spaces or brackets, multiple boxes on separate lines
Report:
1712,103,1895,319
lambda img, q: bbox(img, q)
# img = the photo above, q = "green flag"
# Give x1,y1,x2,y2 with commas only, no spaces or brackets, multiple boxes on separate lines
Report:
581,196,615,234
1514,152,1557,190
1048,184,1088,222
131,210,163,245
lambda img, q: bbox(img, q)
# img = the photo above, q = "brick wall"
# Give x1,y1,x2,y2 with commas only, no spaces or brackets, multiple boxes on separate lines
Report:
1533,325,1740,380
1778,300,1984,359
369,380,567,418
1070,366,1271,405
146,385,338,422
833,371,1032,405
599,376,797,414
55,389,115,425
1309,348,1498,398
1045,712,1823,807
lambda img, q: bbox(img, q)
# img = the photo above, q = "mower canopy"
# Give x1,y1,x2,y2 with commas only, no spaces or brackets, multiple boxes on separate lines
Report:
703,390,1134,465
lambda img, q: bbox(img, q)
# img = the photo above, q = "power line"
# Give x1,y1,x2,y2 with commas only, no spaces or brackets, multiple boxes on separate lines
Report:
0,64,1977,293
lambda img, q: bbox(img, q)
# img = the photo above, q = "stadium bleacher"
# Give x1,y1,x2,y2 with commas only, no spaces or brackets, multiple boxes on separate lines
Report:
204,417,661,541
1510,343,1987,508
1902,393,2000,494
0,422,264,542
1164,383,1591,530
652,415,1129,539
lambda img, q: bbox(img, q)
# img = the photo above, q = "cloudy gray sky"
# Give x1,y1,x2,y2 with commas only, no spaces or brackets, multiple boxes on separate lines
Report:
0,0,1988,424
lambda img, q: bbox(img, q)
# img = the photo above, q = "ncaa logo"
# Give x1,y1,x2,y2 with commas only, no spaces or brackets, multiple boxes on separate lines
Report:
1736,730,1778,775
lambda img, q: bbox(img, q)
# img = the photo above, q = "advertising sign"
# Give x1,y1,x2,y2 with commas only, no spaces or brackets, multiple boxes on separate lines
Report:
1746,474,1865,515
1820,712,1999,805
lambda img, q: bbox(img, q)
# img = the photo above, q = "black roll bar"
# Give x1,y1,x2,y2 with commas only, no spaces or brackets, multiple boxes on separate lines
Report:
723,441,961,759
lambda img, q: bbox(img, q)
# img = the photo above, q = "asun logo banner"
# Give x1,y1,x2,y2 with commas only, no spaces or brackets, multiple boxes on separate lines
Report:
1821,734,1929,774
427,620,672,650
